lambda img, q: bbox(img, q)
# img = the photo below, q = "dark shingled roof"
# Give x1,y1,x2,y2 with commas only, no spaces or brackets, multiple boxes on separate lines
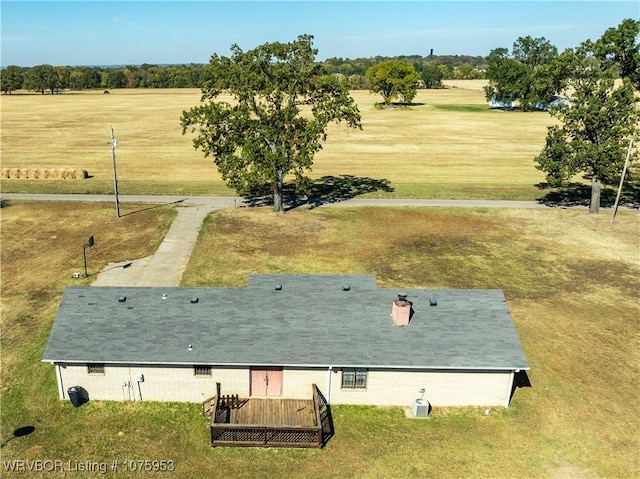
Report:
42,275,529,371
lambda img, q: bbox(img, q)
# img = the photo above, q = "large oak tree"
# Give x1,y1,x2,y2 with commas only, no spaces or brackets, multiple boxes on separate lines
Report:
535,44,639,213
366,60,419,104
484,36,563,110
181,35,361,212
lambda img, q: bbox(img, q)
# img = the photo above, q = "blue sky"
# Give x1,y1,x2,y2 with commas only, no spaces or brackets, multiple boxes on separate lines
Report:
1,1,638,66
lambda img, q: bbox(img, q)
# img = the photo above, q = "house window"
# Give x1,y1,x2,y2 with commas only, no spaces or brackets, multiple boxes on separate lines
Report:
194,366,212,377
341,368,367,389
87,364,104,375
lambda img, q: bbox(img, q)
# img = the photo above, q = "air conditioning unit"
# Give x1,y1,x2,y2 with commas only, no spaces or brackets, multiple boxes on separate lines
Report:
412,398,431,417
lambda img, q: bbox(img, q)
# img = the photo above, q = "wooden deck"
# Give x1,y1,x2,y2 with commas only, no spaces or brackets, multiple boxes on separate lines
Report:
207,384,331,448
230,398,316,426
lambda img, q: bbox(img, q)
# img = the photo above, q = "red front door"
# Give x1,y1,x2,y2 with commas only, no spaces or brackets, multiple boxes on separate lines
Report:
250,367,283,397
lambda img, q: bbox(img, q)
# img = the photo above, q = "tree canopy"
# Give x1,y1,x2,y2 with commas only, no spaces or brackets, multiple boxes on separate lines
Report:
420,64,446,89
180,34,362,212
535,43,639,213
1,54,487,96
593,18,640,90
23,64,58,94
484,36,563,110
0,65,24,94
366,60,420,104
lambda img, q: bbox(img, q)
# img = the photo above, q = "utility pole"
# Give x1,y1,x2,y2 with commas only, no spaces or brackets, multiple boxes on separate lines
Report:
611,139,633,223
111,127,120,218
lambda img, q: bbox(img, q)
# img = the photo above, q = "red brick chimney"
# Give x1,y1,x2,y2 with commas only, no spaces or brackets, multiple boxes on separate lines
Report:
392,293,411,326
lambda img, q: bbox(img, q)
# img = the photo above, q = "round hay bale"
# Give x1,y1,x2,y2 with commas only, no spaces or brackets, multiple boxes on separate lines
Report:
1,168,9,179
35,169,49,179
8,168,20,178
52,168,65,179
26,169,38,179
73,169,88,179
18,169,29,179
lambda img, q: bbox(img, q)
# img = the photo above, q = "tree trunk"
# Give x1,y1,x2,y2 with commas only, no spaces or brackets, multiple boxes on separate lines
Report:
272,169,285,213
589,177,601,214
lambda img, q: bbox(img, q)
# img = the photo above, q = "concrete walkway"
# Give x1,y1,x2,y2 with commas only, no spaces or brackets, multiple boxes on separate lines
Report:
91,204,218,287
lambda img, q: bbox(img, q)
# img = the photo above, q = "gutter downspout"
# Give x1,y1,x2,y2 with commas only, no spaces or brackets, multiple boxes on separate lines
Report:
55,363,65,400
505,370,516,408
326,366,333,404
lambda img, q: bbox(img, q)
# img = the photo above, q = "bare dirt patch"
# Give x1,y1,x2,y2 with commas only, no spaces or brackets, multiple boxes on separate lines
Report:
547,460,597,479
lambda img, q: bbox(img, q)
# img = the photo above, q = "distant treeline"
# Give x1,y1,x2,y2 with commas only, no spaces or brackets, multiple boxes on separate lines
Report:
1,54,487,94
323,54,486,88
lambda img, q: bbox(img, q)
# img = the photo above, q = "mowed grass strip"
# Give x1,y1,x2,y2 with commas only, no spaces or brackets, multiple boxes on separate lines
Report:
1,85,554,199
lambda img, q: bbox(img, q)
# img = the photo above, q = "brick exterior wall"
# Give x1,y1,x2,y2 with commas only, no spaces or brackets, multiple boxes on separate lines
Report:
56,363,512,407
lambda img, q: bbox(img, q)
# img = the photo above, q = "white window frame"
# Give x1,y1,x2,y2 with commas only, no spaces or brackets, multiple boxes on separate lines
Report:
194,366,212,377
341,367,367,389
87,364,105,375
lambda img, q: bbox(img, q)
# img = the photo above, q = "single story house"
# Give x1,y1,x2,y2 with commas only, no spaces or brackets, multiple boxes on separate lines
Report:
42,275,529,409
534,95,573,111
488,97,516,109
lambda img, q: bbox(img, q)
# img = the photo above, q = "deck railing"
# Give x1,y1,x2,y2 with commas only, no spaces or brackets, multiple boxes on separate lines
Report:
209,384,324,448
313,383,334,445
211,424,322,448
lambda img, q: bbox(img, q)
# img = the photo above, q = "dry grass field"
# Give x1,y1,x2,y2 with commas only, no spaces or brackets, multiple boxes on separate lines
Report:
0,83,557,199
1,199,637,478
